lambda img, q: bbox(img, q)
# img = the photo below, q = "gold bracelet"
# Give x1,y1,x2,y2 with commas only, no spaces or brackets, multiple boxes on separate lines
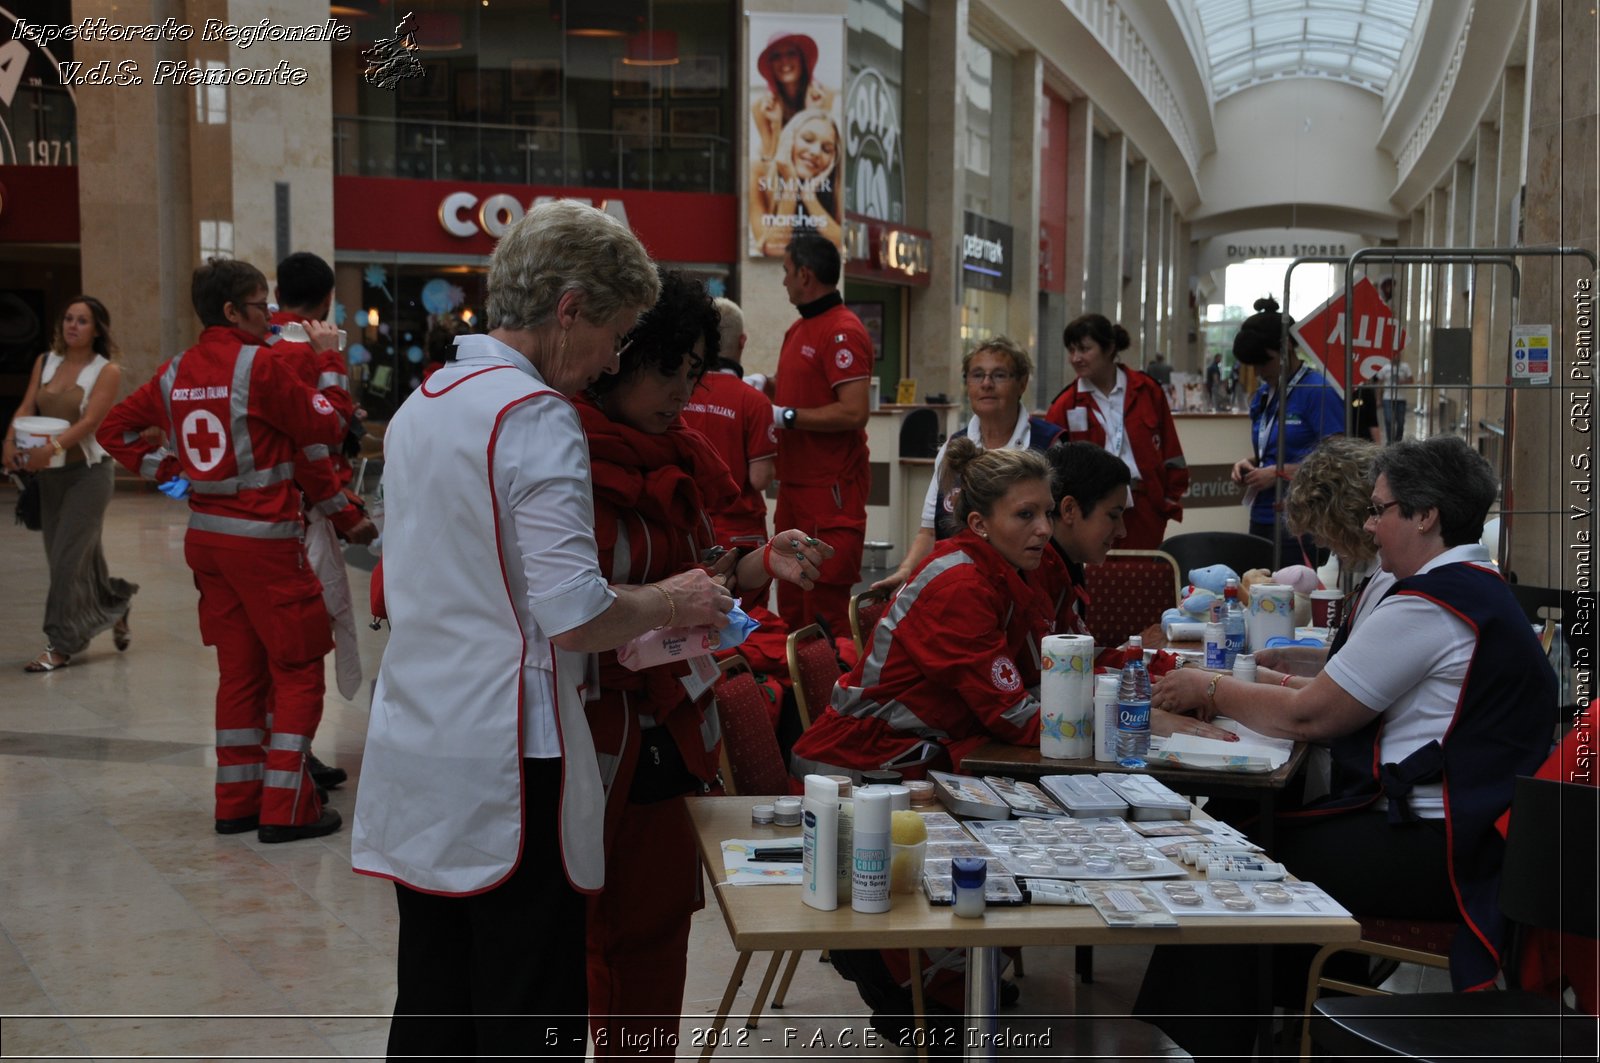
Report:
651,584,676,628
1206,673,1224,713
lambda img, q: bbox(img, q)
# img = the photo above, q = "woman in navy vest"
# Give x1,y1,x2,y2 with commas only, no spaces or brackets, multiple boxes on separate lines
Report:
1137,435,1556,1058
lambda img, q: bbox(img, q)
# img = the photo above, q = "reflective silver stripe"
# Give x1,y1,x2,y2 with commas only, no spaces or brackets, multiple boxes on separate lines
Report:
188,511,303,539
789,752,860,782
830,676,948,740
217,728,264,746
317,371,349,391
189,462,297,495
158,354,183,444
312,492,349,516
302,443,331,462
862,551,973,689
139,450,171,480
1000,694,1041,729
268,732,311,753
700,703,721,752
263,769,303,790
216,763,264,783
229,346,261,479
595,751,620,785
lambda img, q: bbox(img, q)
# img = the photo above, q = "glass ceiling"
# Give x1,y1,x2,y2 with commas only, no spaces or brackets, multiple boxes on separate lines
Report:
1186,0,1426,101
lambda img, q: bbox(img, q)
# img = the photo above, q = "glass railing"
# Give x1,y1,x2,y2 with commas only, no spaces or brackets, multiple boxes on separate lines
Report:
333,114,730,194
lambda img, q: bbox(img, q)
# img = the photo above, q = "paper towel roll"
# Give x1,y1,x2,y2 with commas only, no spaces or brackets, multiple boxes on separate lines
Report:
1246,584,1295,651
1040,634,1096,759
1094,673,1120,762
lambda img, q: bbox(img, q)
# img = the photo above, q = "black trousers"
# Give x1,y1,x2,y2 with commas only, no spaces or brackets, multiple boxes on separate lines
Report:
1134,811,1456,1059
387,758,588,1062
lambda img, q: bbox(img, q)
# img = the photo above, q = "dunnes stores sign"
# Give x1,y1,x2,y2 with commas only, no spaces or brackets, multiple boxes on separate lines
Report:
845,67,905,223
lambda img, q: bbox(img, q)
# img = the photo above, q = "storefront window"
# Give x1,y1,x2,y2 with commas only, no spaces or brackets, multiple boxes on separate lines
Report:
846,0,906,223
332,0,735,193
962,36,1011,222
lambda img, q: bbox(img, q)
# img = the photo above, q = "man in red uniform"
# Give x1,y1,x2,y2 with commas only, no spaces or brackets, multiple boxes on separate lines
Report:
771,233,872,632
678,297,776,548
268,253,364,786
99,258,375,842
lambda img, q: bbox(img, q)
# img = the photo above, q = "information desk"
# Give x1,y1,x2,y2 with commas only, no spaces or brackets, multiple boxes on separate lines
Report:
690,796,1357,1062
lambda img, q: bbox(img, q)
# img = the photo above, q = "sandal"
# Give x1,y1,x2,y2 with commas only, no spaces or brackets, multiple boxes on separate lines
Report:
113,607,131,652
24,648,71,673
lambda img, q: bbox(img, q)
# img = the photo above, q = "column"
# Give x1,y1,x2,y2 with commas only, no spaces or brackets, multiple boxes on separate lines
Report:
1063,98,1096,321
1007,52,1043,355
1123,156,1148,348
1097,133,1127,322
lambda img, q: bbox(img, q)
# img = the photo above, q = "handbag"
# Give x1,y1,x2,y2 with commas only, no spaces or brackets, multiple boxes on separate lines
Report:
628,724,705,804
11,473,40,531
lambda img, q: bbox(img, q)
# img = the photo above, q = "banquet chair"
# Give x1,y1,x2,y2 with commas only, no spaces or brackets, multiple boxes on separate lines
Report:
1305,776,1599,1062
1081,549,1181,648
849,589,891,658
707,655,801,1043
1159,530,1278,581
786,624,843,731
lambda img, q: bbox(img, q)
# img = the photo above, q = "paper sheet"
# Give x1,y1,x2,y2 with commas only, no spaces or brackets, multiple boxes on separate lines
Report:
1153,717,1294,772
720,839,804,885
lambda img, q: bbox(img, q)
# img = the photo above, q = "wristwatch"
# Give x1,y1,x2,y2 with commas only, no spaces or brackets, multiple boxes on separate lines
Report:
782,407,797,430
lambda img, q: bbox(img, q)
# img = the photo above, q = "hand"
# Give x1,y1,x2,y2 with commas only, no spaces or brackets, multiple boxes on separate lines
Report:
341,517,378,545
303,320,341,354
1241,464,1279,491
765,530,835,591
660,567,734,629
868,569,907,595
139,425,167,448
1,437,16,469
1254,645,1325,677
156,476,191,500
1151,666,1214,715
21,445,54,472
805,83,834,111
1152,707,1238,741
1230,458,1256,484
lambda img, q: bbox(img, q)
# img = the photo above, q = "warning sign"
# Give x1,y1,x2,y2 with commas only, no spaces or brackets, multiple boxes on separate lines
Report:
1510,324,1553,387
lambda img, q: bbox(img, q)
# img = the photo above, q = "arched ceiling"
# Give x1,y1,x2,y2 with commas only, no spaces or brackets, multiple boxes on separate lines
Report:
1180,0,1426,102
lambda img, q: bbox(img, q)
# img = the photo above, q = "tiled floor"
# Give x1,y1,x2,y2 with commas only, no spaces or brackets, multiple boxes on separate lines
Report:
1,492,1182,1061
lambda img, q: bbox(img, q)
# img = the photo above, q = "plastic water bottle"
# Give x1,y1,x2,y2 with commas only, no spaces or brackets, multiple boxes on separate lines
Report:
1222,578,1246,669
1116,635,1152,764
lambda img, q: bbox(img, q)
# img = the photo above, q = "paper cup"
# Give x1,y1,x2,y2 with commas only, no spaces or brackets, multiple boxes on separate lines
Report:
12,416,70,468
1246,584,1295,650
1310,589,1344,628
1040,634,1096,759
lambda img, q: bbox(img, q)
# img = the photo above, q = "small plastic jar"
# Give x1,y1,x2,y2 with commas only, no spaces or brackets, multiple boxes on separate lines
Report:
751,803,775,825
906,780,937,807
951,857,987,918
773,796,802,827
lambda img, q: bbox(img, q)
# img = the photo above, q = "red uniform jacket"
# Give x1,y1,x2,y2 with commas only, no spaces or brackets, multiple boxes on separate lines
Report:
679,369,776,544
98,326,361,551
577,398,741,793
268,309,357,488
1045,369,1189,521
790,530,1060,776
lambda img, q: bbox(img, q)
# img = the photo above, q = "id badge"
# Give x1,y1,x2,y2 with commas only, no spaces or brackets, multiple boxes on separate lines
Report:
1066,408,1089,433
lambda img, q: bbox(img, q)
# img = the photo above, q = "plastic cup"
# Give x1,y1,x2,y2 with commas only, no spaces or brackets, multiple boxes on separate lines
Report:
1310,589,1343,628
890,840,925,894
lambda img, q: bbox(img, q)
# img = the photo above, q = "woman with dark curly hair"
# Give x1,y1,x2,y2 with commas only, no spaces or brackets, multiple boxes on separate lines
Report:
4,296,137,671
577,269,828,1056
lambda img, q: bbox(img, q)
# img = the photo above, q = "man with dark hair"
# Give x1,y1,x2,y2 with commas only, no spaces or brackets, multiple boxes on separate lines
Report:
270,252,363,787
98,258,375,843
771,233,871,632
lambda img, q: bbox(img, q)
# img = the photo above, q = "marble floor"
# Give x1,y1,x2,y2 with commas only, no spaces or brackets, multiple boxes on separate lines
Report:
1,491,1182,1061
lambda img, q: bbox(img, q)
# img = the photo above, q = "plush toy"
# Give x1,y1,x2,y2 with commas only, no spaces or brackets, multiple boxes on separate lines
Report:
1161,564,1239,633
1273,565,1320,595
1240,565,1320,625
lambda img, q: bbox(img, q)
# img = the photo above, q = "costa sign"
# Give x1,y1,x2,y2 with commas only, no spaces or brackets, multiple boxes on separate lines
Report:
438,191,631,239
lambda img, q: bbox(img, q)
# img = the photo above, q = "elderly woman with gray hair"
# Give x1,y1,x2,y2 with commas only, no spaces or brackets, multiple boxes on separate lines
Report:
353,201,736,1062
1137,435,1557,1056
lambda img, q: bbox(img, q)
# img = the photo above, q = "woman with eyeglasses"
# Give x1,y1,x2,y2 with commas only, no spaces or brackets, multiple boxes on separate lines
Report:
872,337,1062,593
1044,313,1188,549
1137,436,1557,1057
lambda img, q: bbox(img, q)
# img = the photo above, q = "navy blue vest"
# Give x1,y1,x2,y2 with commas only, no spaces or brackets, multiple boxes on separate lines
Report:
1317,561,1556,989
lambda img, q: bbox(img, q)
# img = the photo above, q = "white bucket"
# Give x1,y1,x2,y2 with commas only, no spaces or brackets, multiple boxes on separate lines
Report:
12,416,71,468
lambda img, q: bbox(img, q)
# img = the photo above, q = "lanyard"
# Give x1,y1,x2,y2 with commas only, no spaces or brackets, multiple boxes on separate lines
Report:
1255,364,1309,463
1083,374,1126,459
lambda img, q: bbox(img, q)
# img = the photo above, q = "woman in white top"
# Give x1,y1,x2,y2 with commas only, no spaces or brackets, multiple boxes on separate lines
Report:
872,337,1063,593
3,296,136,672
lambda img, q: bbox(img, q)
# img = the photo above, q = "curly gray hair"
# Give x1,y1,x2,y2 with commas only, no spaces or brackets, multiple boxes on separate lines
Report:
485,201,659,332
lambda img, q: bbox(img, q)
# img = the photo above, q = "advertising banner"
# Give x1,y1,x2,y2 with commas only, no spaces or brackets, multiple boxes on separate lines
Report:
747,12,846,257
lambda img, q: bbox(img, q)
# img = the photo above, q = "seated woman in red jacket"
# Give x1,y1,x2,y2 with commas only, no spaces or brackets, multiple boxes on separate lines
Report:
790,437,1058,780
577,269,828,1057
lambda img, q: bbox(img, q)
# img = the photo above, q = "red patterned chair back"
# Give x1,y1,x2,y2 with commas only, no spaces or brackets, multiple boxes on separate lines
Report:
1082,549,1181,648
714,656,795,797
786,623,843,731
849,590,891,658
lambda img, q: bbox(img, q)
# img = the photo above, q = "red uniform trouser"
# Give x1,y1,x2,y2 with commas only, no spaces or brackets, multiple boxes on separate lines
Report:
1119,486,1171,551
774,480,866,635
587,795,702,1057
185,539,331,826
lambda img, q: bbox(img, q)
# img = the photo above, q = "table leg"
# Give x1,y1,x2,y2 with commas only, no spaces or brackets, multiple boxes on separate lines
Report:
962,945,1001,1063
702,950,753,1063
744,951,786,1029
771,949,805,1008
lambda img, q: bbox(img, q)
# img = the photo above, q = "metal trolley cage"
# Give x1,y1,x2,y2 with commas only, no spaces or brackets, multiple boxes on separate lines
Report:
1267,246,1597,581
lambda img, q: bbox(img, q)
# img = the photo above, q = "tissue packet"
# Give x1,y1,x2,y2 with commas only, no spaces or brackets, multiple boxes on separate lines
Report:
615,603,759,671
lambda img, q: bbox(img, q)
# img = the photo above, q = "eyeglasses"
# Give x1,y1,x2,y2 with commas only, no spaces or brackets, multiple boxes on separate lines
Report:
1366,498,1402,520
966,370,1014,385
613,336,633,359
237,301,270,314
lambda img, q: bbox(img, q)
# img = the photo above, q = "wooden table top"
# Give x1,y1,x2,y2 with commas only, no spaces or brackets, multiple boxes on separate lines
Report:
690,797,1357,954
958,740,1310,794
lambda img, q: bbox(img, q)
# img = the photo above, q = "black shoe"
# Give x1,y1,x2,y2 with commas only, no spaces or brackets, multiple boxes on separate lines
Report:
258,807,343,844
215,815,259,835
307,752,347,789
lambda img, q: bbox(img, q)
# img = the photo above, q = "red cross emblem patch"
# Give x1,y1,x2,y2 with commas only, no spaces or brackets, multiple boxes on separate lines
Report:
990,655,1021,693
